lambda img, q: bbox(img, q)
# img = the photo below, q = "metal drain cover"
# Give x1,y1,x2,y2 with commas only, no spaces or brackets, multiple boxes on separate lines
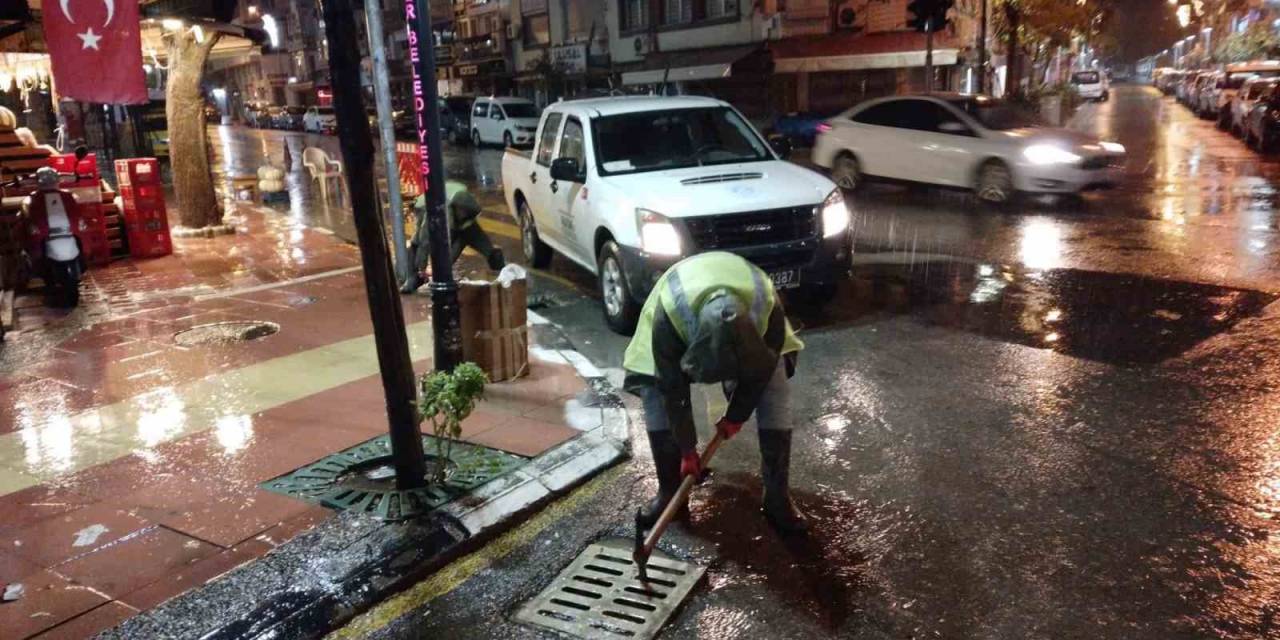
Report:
174,320,280,346
515,539,705,639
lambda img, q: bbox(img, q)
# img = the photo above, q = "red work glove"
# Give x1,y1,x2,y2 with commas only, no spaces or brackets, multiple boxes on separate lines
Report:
680,451,702,479
715,418,744,440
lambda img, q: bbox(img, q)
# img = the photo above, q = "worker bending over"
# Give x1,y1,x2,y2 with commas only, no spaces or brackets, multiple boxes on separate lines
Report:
623,251,808,534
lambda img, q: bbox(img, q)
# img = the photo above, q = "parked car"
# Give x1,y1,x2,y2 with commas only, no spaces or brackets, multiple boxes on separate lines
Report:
275,106,307,130
261,106,285,129
472,97,540,147
812,93,1126,203
1071,70,1108,102
1218,61,1280,129
440,95,474,144
1243,84,1280,151
769,110,837,147
1196,71,1223,118
1231,77,1277,136
244,103,274,128
500,95,850,332
304,106,337,133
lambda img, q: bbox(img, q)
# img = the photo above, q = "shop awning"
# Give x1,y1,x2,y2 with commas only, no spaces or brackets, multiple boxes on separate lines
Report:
771,31,961,73
621,44,765,86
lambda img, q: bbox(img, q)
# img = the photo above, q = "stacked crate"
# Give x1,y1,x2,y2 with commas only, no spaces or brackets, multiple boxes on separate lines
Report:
48,153,110,266
116,158,172,258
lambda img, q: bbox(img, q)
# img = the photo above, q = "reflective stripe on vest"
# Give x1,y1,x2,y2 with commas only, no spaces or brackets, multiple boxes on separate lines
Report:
622,252,804,377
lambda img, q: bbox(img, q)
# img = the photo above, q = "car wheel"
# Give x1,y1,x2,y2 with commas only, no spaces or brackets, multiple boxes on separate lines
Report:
1218,111,1230,130
598,241,640,335
831,153,861,191
976,160,1015,204
472,129,482,147
503,131,513,148
518,198,552,268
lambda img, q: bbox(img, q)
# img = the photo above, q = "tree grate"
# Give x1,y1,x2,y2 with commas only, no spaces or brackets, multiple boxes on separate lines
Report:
260,434,525,520
514,539,705,639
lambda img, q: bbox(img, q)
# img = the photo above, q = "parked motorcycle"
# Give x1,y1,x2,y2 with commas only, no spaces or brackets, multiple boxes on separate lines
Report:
20,166,86,307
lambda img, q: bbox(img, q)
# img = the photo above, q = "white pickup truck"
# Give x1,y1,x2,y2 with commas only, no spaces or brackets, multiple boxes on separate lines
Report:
501,95,852,333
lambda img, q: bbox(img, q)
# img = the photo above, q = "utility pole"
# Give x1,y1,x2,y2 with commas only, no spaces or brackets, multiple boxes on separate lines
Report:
925,20,934,93
977,0,988,93
405,0,465,372
363,0,410,285
319,0,427,490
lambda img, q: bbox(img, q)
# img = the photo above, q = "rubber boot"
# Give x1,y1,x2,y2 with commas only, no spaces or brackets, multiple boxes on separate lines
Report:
759,429,809,534
637,430,687,528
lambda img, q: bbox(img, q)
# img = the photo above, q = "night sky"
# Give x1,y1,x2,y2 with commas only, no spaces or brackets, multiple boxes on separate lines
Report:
1105,0,1189,62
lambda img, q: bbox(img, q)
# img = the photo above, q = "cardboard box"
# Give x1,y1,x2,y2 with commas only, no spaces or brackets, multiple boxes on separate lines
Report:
458,277,529,382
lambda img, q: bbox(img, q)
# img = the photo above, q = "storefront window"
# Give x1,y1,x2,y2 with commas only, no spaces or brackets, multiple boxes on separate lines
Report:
621,0,648,31
664,0,692,25
523,14,550,48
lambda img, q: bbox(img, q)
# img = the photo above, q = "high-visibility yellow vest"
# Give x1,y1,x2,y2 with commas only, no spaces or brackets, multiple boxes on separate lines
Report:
623,252,804,377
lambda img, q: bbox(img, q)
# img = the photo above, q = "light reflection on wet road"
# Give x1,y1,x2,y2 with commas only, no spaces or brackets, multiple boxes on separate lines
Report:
346,84,1280,640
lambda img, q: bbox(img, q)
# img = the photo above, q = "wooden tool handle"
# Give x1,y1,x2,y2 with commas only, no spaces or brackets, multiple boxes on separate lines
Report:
640,430,725,558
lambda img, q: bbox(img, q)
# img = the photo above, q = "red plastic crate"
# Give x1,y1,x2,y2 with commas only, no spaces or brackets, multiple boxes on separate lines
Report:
47,154,109,266
114,158,161,188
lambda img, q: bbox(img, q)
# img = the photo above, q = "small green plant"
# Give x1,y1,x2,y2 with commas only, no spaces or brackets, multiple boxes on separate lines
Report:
418,362,488,484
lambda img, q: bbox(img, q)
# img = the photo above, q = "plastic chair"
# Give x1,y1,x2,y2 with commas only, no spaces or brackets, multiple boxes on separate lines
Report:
302,147,344,206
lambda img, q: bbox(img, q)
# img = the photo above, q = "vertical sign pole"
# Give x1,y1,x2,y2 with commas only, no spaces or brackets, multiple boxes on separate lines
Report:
405,0,464,372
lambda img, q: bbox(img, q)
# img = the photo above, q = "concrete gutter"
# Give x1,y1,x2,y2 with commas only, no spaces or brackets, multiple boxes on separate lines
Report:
96,312,630,640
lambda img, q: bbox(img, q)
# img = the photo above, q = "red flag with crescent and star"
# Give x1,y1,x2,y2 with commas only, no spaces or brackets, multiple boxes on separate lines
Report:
42,0,148,104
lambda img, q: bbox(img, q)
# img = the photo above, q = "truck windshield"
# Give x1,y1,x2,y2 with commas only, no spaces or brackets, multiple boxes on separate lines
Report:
593,107,770,175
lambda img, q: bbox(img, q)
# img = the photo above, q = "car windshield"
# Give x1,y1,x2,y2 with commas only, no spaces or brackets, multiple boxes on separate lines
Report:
1072,72,1100,84
501,103,538,118
593,107,771,176
953,99,1040,131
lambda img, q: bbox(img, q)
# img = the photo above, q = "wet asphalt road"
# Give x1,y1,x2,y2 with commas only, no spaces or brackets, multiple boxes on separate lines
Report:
247,84,1280,639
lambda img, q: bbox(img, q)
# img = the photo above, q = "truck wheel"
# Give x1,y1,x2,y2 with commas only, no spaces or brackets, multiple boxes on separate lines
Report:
598,241,640,335
472,129,482,147
503,131,513,148
518,199,552,268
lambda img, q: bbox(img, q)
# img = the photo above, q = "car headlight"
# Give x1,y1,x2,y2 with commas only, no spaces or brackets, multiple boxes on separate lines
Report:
820,189,849,238
1023,144,1082,165
1099,141,1125,154
637,209,682,256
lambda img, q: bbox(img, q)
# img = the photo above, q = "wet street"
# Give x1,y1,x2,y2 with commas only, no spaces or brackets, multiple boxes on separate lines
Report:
318,84,1280,639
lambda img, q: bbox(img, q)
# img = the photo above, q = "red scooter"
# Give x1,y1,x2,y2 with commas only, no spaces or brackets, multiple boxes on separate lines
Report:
19,166,87,307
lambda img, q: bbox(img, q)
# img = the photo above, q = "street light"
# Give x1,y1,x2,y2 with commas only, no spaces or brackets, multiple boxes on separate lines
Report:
261,14,279,48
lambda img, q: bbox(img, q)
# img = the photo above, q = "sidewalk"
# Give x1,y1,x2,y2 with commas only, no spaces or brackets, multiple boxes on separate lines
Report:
0,203,627,639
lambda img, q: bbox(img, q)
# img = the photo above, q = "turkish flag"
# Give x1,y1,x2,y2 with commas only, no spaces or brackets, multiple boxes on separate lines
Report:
43,0,148,104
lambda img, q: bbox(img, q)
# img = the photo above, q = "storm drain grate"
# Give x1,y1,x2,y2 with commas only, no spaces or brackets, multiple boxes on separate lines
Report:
260,434,525,520
174,321,280,346
514,539,705,639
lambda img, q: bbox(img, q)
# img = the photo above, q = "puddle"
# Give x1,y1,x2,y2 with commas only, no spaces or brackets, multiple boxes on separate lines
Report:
796,262,1276,365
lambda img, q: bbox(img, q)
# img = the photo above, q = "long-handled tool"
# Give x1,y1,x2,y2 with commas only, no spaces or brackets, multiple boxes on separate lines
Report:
633,430,727,582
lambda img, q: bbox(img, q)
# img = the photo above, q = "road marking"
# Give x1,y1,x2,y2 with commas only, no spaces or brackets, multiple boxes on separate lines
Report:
193,266,364,301
477,215,520,241
325,465,625,640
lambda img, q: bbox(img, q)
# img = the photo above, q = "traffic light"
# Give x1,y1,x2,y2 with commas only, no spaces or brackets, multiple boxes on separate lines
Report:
907,0,954,32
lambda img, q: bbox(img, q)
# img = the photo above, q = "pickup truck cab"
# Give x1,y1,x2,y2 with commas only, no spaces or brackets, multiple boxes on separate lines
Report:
502,95,851,333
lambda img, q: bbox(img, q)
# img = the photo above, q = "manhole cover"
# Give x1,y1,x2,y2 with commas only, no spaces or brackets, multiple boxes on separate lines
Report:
514,539,705,639
174,321,279,346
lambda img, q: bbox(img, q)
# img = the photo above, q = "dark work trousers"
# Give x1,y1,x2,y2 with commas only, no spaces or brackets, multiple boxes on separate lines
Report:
409,217,506,275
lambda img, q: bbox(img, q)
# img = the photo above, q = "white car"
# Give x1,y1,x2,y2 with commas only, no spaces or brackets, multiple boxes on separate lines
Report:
812,93,1126,203
471,97,540,148
1232,77,1278,136
501,95,851,332
1072,70,1108,101
303,106,336,134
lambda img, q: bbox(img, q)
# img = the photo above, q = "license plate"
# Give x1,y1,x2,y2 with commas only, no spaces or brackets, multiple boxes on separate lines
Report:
769,269,800,289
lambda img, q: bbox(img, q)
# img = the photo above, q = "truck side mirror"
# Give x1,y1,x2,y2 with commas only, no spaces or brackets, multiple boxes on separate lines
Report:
768,135,792,159
550,157,583,182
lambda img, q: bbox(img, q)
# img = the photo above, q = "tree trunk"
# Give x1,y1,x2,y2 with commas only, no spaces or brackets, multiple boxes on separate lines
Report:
1005,2,1021,98
166,30,222,229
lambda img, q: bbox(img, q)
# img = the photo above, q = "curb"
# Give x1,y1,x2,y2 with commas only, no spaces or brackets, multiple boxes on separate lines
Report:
96,312,630,640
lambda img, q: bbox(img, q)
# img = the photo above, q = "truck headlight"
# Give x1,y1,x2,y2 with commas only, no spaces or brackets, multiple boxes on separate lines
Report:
1023,144,1082,165
637,208,681,256
1099,141,1125,154
820,189,849,238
